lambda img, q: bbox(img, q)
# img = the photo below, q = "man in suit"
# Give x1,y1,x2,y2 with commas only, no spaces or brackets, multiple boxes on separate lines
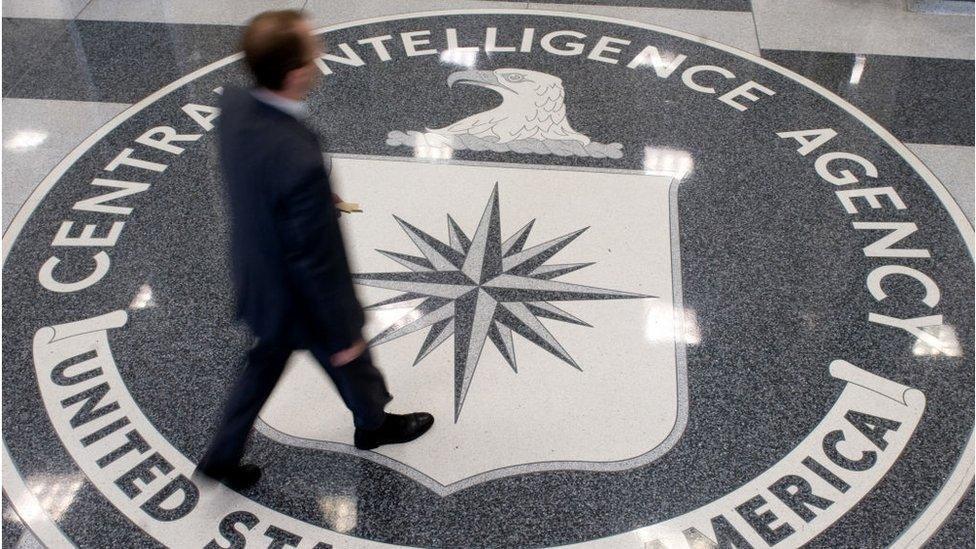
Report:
198,10,433,490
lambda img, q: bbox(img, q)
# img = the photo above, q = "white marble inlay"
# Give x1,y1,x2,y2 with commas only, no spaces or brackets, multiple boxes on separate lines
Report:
260,157,684,487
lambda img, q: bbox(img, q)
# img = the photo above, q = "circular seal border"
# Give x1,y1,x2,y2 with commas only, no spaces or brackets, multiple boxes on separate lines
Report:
2,8,973,547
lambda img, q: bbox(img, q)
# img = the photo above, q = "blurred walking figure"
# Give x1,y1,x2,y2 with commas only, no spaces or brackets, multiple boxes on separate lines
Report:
197,10,434,490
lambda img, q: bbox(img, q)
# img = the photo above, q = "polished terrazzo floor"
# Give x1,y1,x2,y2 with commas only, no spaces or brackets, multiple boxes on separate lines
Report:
2,1,974,548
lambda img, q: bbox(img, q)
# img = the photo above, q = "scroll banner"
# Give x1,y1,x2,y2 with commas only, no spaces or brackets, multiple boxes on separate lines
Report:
34,311,393,548
575,360,926,548
33,311,924,548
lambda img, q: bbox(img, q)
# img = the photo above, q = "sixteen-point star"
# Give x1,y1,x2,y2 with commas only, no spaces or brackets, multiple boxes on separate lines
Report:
352,184,654,421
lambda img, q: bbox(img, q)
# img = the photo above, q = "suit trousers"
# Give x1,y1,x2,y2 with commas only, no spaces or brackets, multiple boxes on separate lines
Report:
199,336,391,473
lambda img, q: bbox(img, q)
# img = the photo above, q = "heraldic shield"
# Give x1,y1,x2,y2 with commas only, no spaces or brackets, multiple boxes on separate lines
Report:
256,156,691,494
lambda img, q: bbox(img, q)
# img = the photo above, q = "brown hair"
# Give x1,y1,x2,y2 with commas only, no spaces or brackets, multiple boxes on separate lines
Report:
241,10,309,90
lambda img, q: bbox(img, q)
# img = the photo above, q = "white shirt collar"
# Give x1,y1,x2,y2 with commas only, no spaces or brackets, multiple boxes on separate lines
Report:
251,88,308,119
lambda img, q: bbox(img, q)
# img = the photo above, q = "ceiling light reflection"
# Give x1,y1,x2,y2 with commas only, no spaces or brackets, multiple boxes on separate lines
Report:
849,54,866,85
440,48,478,68
128,284,157,310
25,474,85,522
635,528,686,548
645,303,701,345
683,309,702,345
912,324,962,357
5,130,48,151
364,302,423,334
629,49,681,71
319,495,358,533
414,144,453,160
643,147,694,179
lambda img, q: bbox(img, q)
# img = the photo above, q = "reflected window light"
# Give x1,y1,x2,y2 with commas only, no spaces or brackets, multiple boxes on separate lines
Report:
128,284,157,310
629,49,680,71
643,147,694,179
636,528,687,548
414,144,453,160
912,324,962,357
849,54,867,85
319,495,358,533
440,48,478,68
636,529,656,544
682,309,702,346
365,301,424,333
25,474,85,522
5,130,48,151
644,303,701,345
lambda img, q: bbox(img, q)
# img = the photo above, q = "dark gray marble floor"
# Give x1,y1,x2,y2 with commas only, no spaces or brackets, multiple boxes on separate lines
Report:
762,49,976,146
1,17,79,97
2,18,242,103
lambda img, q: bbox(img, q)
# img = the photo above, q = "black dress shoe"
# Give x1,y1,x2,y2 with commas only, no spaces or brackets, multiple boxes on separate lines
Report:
197,463,262,490
354,412,434,450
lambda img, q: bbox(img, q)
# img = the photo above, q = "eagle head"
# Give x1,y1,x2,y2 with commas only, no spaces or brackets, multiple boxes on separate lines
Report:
446,68,562,98
436,67,590,146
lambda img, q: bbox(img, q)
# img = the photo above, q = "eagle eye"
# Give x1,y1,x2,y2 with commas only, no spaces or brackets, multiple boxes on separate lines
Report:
503,73,525,82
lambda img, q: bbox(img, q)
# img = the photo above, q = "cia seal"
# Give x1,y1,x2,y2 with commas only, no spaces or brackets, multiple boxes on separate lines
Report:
3,9,973,549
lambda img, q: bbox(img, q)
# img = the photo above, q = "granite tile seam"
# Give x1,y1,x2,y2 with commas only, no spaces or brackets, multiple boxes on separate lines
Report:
2,18,244,103
751,0,975,60
762,48,975,146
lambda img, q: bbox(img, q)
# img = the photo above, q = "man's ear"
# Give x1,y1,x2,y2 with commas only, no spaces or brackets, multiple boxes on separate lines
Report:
281,68,300,90
290,64,315,88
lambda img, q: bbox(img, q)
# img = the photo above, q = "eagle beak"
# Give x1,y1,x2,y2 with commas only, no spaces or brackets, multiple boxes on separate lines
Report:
447,70,500,89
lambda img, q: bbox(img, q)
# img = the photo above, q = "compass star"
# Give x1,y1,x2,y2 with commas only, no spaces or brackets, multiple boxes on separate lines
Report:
352,184,653,420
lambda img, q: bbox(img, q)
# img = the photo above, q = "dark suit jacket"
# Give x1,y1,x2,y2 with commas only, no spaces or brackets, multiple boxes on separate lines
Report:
217,86,363,349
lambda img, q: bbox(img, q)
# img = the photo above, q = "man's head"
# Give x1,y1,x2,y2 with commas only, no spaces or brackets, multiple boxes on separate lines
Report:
242,10,321,99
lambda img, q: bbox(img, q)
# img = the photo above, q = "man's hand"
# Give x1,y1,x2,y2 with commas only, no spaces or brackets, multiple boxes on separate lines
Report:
332,193,363,214
330,338,367,367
